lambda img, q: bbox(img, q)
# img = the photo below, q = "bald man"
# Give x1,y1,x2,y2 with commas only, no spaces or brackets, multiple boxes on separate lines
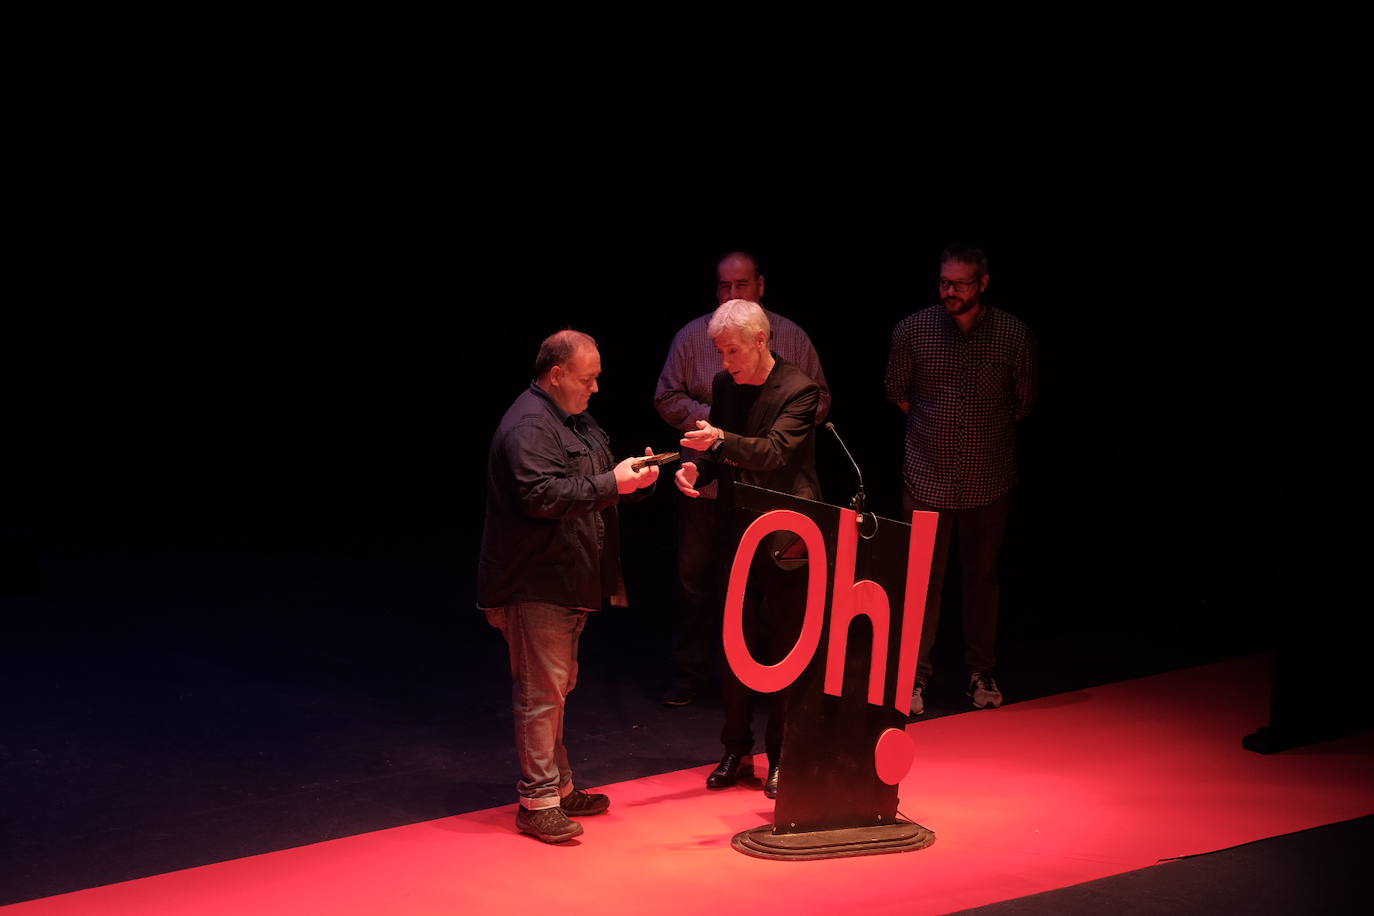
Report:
479,330,660,843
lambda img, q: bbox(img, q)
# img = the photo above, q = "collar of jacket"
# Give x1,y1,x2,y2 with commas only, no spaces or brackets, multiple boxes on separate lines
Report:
527,381,584,428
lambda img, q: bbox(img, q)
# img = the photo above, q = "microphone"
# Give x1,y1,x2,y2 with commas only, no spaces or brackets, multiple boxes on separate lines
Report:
825,421,866,513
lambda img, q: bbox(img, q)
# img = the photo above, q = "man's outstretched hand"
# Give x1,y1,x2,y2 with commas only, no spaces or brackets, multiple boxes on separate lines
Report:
615,446,661,494
674,461,701,498
680,419,724,452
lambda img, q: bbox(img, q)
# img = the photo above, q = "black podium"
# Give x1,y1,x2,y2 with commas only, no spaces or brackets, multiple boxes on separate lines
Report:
724,484,939,860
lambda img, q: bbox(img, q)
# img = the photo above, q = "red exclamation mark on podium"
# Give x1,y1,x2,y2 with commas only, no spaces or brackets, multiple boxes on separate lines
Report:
874,509,938,785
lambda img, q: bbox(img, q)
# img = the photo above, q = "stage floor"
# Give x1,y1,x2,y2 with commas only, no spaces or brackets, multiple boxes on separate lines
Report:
5,655,1372,916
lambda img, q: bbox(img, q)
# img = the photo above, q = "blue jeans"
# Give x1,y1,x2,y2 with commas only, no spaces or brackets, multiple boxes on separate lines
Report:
484,602,589,810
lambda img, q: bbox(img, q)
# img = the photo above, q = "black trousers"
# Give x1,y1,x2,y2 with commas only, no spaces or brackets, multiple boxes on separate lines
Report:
719,552,808,760
903,491,1012,685
669,492,724,690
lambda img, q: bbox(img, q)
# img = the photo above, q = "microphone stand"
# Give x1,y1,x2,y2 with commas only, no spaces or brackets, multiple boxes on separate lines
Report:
825,422,867,514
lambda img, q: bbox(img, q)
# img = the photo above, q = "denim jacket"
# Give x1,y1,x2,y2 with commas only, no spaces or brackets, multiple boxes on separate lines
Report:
477,383,651,611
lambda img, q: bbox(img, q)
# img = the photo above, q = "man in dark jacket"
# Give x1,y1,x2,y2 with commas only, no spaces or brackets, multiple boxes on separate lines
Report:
478,329,659,843
674,299,821,799
653,250,830,708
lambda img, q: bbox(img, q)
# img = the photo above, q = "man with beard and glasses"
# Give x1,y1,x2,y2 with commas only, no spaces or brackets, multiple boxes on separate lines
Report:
884,243,1037,716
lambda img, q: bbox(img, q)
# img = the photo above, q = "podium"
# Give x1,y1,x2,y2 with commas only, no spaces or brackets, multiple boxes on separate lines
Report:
724,484,939,860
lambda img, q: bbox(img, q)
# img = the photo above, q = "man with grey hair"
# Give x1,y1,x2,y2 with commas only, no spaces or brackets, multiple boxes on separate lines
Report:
479,329,660,843
675,298,821,798
654,250,830,709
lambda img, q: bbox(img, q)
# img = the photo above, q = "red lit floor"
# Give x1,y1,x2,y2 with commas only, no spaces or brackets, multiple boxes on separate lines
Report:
5,655,1371,916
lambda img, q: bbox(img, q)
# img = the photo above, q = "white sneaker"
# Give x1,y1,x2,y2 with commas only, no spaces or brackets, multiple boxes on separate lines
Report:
910,683,925,716
968,671,1003,709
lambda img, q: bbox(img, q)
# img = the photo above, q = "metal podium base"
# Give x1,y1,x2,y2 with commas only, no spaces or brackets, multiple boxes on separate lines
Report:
732,820,935,861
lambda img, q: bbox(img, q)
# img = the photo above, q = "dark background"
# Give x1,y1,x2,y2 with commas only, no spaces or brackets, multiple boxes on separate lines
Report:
17,7,1291,636
4,4,1360,906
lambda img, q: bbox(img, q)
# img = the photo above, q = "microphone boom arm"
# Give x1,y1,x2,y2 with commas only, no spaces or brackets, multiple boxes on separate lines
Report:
825,421,866,513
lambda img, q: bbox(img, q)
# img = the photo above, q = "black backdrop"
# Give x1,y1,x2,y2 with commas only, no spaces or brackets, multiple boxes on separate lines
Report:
15,6,1339,683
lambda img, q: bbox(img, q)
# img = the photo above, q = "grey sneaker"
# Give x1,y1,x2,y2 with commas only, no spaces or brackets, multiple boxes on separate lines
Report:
516,806,583,843
561,789,610,816
969,671,1004,709
910,683,926,716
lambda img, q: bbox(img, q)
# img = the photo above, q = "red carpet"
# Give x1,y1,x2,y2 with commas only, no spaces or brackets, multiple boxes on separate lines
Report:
7,655,1373,915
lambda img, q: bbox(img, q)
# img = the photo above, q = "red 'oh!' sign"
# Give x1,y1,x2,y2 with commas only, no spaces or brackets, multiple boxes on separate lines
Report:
721,507,938,785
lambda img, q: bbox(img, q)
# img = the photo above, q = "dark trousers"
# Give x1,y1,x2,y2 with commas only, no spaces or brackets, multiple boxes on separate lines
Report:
903,490,1012,685
670,492,724,689
719,558,807,761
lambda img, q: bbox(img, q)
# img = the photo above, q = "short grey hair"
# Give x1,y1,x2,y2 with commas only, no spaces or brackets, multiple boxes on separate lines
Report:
708,298,770,342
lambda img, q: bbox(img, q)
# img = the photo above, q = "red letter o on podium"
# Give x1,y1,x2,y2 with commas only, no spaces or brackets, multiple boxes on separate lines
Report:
722,509,829,693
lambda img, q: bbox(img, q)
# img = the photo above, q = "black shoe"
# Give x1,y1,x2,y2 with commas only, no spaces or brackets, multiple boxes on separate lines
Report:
662,682,697,706
516,806,583,843
763,763,780,799
706,753,754,788
561,788,610,816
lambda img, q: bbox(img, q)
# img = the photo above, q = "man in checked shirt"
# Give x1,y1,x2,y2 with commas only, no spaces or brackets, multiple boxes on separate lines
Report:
653,251,831,708
885,242,1037,715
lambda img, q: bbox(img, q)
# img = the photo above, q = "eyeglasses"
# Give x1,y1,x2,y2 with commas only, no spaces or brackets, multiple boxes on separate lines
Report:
938,277,982,292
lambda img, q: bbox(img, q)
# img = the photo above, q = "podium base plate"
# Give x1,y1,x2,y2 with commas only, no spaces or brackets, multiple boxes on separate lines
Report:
731,820,935,861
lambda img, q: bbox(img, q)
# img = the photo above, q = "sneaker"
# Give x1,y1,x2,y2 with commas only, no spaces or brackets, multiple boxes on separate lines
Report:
968,671,1004,709
516,806,583,843
909,683,926,717
560,788,610,816
662,682,697,706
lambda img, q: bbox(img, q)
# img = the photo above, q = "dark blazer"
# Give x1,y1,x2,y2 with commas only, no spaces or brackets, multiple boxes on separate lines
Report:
694,355,821,504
